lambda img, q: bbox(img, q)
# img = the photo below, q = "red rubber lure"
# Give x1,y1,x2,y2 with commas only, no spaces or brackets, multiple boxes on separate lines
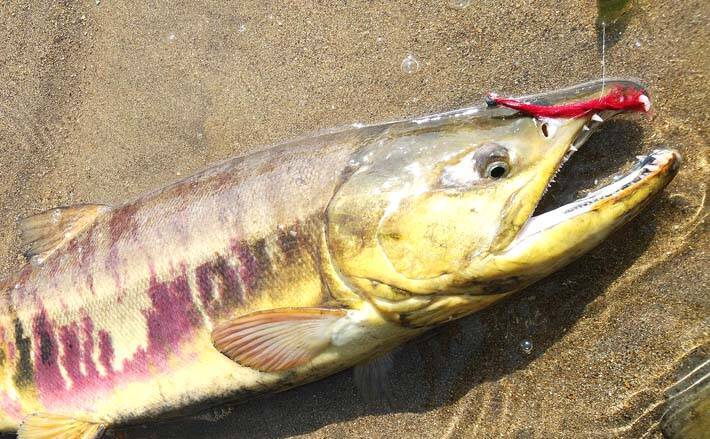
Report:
486,84,651,119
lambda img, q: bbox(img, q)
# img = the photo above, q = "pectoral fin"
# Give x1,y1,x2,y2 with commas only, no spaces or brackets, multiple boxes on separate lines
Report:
353,351,395,405
211,307,346,372
19,204,109,263
18,413,105,439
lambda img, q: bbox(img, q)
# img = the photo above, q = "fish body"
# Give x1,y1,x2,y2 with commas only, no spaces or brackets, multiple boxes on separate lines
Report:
0,79,680,438
0,125,400,428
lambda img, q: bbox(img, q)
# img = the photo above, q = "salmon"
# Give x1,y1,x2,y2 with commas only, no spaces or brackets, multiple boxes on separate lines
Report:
0,79,680,438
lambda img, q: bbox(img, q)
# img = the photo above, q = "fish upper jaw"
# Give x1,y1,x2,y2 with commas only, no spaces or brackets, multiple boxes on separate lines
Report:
485,79,654,254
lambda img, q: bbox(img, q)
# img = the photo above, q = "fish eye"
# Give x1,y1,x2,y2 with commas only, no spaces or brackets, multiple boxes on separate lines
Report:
485,161,509,179
471,143,511,180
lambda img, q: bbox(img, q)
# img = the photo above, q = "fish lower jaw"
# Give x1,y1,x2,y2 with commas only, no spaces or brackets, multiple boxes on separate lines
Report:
509,149,681,247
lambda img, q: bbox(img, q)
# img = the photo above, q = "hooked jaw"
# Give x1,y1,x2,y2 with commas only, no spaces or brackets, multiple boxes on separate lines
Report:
480,79,681,283
514,151,680,244
504,148,680,276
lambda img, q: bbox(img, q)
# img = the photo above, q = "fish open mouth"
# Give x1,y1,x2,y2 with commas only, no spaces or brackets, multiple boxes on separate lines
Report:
480,77,677,250
499,84,680,246
515,144,681,244
463,79,683,288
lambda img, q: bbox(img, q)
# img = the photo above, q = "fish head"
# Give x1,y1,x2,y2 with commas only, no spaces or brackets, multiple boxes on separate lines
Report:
326,79,680,326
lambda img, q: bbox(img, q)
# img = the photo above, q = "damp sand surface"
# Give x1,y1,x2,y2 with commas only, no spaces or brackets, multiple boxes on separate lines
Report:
0,1,708,438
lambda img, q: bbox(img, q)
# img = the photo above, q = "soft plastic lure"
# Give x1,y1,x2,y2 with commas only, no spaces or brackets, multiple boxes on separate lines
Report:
486,84,651,119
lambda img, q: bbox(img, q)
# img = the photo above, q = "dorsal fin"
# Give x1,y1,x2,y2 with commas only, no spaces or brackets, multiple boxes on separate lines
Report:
19,204,110,263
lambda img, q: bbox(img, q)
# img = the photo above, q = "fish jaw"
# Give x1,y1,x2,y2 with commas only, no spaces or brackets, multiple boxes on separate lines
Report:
461,81,679,285
387,145,680,328
471,148,681,284
482,78,657,254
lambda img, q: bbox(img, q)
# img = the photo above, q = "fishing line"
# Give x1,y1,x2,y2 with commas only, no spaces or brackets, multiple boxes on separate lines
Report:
601,22,607,95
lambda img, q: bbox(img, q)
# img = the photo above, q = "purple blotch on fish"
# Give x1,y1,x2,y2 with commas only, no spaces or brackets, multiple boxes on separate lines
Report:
98,329,114,375
108,203,140,243
59,323,83,385
232,240,260,292
196,262,215,307
32,308,64,402
144,267,201,360
27,267,203,410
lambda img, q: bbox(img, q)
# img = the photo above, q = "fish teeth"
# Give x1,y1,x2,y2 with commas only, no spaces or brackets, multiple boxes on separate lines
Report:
570,145,579,152
582,125,590,131
591,113,604,122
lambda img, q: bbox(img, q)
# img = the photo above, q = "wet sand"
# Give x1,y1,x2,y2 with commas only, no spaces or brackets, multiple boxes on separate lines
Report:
0,1,708,438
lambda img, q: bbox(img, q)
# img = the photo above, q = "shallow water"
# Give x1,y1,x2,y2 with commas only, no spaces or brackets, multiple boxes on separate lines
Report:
0,1,707,438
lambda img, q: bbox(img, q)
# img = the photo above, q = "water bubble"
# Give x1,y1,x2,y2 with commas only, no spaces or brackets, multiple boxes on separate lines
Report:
448,0,471,10
520,339,533,355
401,53,420,74
168,33,176,43
238,24,247,33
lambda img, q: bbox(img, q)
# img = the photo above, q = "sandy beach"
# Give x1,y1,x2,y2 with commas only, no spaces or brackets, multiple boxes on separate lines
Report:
0,1,707,437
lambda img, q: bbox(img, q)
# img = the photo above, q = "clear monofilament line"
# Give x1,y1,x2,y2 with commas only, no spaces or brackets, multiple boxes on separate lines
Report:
601,22,607,95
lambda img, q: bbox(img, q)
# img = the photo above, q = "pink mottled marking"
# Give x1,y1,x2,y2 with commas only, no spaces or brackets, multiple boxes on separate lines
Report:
195,262,214,308
30,265,203,410
144,267,201,359
59,323,84,385
98,329,114,374
81,316,100,379
32,308,65,402
232,240,260,292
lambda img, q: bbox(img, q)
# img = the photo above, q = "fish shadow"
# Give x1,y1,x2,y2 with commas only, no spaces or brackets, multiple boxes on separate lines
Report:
112,121,658,439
